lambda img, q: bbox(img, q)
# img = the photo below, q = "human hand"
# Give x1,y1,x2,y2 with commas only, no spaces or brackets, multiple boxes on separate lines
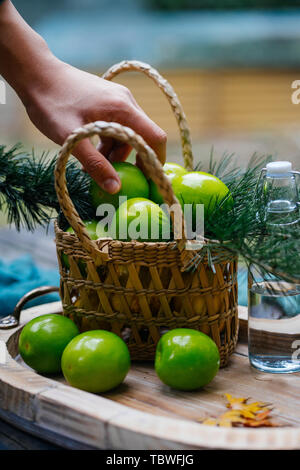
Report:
0,1,166,194
23,60,167,194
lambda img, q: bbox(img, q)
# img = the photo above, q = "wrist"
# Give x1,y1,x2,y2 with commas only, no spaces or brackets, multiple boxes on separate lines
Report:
17,50,62,108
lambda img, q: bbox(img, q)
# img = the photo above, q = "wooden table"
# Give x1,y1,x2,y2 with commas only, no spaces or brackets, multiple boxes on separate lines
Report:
0,226,60,449
1,302,300,450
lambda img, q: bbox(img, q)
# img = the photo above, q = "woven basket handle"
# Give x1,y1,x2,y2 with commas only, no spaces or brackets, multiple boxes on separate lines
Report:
55,121,188,264
102,60,194,171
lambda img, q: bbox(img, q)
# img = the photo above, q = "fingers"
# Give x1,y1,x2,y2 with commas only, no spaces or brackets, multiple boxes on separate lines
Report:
97,137,137,168
73,138,121,194
97,137,131,163
129,109,167,165
97,136,114,157
109,142,132,163
114,103,167,165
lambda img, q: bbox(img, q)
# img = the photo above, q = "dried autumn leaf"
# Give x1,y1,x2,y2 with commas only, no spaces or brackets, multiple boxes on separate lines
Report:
200,394,282,428
225,393,247,408
245,419,275,427
217,411,246,427
254,409,272,421
202,418,218,426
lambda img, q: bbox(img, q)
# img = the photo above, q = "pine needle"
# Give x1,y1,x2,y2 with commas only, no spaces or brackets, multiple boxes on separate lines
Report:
192,151,300,283
0,144,93,231
0,144,299,283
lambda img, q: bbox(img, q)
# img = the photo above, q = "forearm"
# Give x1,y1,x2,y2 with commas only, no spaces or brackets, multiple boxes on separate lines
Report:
0,0,166,190
0,0,58,105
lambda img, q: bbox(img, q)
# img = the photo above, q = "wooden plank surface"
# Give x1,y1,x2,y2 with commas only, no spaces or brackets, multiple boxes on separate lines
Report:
2,303,300,449
0,224,300,449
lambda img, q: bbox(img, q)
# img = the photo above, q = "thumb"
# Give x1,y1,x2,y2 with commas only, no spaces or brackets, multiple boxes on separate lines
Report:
73,138,121,194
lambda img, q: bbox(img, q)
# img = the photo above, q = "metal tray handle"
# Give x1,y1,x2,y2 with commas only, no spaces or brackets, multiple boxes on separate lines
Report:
0,286,59,329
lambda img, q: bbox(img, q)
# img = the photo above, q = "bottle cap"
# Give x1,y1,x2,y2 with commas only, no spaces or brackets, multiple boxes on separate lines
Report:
266,161,292,177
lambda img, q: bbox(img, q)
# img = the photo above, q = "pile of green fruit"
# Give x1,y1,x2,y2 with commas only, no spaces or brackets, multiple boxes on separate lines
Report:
48,160,229,391
19,314,220,393
65,160,231,244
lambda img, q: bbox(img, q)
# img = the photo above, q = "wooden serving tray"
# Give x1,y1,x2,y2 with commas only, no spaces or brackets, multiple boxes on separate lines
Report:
1,302,300,450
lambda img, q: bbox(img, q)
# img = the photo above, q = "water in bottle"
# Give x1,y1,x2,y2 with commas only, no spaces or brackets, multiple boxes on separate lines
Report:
248,161,300,373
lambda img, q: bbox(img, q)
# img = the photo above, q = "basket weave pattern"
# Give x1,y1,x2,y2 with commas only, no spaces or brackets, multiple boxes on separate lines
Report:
54,61,239,367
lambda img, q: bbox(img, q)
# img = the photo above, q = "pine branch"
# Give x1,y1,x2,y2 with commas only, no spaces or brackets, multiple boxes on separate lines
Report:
195,152,300,282
0,144,298,283
0,144,94,231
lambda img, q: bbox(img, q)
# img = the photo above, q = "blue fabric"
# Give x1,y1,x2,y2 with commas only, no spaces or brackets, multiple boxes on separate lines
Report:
0,255,60,317
238,269,249,308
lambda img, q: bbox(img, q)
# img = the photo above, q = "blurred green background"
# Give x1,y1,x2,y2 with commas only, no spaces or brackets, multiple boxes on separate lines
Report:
2,0,300,172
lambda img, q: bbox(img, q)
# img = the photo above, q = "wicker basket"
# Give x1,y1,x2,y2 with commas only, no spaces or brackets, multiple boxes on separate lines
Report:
54,61,238,367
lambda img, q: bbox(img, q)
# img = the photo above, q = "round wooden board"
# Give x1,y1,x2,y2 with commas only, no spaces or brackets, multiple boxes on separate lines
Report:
1,302,300,450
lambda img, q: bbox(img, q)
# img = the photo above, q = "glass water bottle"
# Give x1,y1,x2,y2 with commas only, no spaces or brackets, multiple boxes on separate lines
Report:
262,161,299,228
248,161,300,373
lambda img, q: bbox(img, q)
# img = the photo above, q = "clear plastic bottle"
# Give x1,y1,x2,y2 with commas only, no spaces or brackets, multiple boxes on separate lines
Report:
248,161,300,373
